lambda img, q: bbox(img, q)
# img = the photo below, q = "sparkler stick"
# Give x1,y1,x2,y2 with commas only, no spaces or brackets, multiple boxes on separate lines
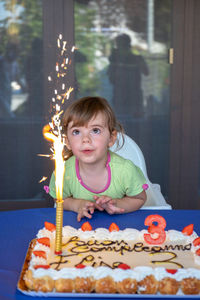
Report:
43,123,64,254
54,134,64,254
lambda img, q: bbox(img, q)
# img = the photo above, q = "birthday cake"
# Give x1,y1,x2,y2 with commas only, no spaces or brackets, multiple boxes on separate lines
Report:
22,215,200,295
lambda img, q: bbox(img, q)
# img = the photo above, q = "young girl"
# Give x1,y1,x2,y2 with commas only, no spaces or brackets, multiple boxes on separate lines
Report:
49,96,147,221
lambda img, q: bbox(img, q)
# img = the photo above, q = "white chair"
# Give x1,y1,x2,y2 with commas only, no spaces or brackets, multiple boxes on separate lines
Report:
110,133,172,209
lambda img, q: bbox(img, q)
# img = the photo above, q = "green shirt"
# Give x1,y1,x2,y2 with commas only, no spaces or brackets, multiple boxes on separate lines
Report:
49,151,146,201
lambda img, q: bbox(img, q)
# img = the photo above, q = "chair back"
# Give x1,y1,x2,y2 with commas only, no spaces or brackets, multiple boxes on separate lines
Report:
110,134,172,209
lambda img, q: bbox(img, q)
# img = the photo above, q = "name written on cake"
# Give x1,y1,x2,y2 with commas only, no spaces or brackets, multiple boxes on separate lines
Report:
49,236,191,270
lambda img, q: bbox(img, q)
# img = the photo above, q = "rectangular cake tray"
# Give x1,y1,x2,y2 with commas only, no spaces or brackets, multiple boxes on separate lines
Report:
17,290,200,298
17,241,200,298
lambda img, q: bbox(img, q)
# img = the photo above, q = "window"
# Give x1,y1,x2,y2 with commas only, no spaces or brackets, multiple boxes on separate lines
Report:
0,0,46,206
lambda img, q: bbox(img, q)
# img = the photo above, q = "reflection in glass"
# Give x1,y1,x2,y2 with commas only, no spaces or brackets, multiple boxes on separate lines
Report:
0,41,22,117
0,0,43,118
107,33,149,118
75,0,172,197
0,0,45,202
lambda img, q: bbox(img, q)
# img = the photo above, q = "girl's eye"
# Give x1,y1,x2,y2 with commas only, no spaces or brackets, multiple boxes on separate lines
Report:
72,129,80,136
92,128,101,134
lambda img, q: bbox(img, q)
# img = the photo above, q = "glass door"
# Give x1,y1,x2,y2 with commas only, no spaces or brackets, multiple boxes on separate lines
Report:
0,0,45,205
74,0,172,199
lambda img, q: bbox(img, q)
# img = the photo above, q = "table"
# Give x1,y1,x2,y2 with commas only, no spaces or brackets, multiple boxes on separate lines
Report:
0,208,200,300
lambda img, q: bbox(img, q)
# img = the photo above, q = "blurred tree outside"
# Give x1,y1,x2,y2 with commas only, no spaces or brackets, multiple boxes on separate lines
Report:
74,1,110,99
0,0,42,65
0,0,42,116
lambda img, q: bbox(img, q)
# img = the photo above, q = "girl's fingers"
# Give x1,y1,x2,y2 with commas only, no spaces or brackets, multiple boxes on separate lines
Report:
107,203,124,214
84,210,92,219
111,206,125,213
94,203,104,211
77,212,82,222
101,197,111,204
89,207,94,214
95,199,101,205
86,202,95,208
116,207,125,213
96,196,111,205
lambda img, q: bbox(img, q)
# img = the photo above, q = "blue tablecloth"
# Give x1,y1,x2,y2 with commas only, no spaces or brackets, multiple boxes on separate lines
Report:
0,208,200,300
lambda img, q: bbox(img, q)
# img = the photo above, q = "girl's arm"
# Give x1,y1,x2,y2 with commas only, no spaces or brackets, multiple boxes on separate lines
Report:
114,190,146,213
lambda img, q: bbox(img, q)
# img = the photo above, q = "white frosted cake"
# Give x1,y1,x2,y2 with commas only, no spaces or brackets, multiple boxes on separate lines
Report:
23,215,200,295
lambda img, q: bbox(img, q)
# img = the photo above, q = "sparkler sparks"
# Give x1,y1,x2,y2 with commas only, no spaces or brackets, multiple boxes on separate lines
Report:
42,35,76,162
38,154,51,158
43,124,64,202
42,34,76,254
39,176,48,183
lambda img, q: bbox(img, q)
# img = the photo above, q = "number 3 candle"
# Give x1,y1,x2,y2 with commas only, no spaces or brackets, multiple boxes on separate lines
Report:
144,214,167,245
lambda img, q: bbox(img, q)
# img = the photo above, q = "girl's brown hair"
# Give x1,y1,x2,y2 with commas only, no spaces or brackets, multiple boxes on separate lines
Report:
62,96,124,159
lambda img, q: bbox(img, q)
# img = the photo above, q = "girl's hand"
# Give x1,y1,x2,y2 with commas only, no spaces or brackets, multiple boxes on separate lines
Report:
94,195,112,208
94,195,124,214
77,200,95,222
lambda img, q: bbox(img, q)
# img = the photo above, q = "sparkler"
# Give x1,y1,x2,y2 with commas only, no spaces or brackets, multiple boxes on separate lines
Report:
39,176,48,183
42,34,76,254
43,123,64,254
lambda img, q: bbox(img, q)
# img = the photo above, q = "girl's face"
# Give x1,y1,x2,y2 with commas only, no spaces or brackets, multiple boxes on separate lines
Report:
65,112,116,166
